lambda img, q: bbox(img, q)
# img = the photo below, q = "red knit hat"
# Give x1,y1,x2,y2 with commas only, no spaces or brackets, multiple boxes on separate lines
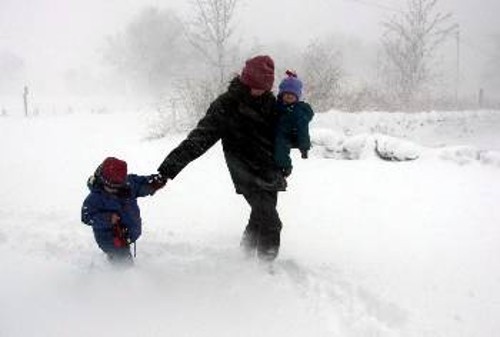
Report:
100,157,127,187
240,55,275,91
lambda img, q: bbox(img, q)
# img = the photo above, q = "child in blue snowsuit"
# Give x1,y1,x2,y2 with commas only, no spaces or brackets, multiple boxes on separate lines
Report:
81,157,166,263
275,71,314,176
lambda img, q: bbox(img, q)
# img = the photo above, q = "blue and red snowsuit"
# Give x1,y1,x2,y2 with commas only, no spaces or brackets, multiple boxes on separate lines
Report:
81,174,158,260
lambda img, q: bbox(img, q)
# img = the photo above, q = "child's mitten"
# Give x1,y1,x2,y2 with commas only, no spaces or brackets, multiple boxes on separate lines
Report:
282,167,292,178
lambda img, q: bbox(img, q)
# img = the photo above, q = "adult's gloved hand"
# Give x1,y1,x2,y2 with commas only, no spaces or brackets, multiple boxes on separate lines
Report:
148,174,167,191
301,150,308,159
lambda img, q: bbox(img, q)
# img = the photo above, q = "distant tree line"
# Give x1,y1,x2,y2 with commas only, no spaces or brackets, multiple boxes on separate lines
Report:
101,0,500,134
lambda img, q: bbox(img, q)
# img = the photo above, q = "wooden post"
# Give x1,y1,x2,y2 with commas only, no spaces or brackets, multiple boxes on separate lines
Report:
23,86,29,117
478,88,484,109
455,27,460,109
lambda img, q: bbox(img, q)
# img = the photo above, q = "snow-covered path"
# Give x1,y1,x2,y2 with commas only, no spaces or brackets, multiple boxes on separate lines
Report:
1,111,499,336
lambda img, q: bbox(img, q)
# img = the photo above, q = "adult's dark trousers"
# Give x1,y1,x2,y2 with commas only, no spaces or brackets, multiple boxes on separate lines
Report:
241,190,282,260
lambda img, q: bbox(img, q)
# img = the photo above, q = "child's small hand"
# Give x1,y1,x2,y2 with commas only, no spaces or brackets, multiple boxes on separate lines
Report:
111,213,121,225
282,167,292,178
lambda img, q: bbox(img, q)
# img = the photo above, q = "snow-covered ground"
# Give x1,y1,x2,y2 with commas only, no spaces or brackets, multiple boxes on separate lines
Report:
1,109,499,337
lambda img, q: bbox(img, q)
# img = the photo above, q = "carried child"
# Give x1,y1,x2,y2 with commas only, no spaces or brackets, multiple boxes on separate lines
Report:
275,70,315,177
81,157,166,264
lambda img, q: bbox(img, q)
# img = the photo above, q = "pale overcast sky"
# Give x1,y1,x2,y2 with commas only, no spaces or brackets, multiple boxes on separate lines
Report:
0,0,499,91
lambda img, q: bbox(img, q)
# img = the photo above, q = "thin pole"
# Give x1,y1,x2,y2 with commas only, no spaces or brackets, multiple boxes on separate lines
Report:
23,86,29,117
455,27,460,109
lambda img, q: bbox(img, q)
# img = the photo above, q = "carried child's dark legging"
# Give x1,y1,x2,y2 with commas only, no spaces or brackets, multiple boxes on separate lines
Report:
242,190,282,260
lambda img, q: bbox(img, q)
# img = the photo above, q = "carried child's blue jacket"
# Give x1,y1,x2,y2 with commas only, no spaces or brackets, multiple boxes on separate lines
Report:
274,100,314,169
81,174,156,253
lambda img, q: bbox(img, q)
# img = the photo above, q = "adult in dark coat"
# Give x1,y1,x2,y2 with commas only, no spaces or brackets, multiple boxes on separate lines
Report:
158,55,287,261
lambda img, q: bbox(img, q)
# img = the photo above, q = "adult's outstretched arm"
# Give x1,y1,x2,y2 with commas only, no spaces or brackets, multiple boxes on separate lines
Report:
158,99,225,179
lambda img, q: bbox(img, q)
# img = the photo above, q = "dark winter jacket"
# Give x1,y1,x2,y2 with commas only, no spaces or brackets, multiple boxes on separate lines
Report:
158,77,287,195
274,100,314,169
81,174,156,253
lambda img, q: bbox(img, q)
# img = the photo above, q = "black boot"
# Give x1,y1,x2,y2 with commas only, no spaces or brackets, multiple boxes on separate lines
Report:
257,246,279,261
240,228,257,257
242,190,282,261
106,247,134,266
256,229,280,262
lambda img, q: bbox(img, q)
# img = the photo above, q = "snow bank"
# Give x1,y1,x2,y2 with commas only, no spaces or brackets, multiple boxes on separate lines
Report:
433,147,500,167
311,110,500,167
479,151,500,167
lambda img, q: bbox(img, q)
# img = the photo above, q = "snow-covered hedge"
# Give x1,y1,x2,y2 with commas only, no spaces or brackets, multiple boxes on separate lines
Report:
310,110,500,168
311,130,422,161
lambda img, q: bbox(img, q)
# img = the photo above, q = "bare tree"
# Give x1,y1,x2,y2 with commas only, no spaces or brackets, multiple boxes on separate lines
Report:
482,34,500,106
381,0,456,110
300,39,343,112
104,7,190,95
0,50,25,96
187,0,239,88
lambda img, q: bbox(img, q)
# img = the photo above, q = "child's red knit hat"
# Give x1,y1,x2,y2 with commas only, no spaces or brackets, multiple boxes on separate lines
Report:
100,157,127,187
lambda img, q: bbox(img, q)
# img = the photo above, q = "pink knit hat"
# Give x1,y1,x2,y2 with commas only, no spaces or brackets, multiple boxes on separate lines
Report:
240,55,275,91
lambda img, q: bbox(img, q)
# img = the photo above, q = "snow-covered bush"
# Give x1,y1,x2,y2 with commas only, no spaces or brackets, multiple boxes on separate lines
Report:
311,130,422,162
374,135,421,161
341,135,374,160
146,78,219,138
436,146,481,165
301,39,343,112
480,151,500,167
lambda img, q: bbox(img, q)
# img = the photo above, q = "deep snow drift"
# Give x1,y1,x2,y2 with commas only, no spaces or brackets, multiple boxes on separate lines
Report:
0,109,499,337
